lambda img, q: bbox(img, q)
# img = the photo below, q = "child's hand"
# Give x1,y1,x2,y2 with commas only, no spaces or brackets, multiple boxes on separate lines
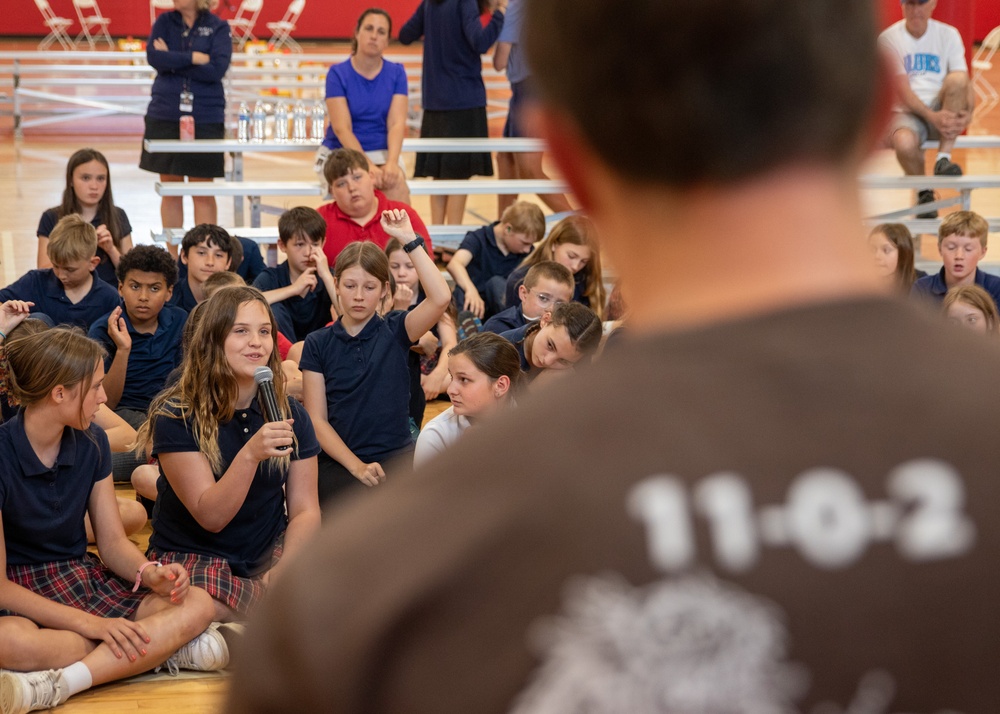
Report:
393,282,414,310
310,248,331,278
142,562,191,604
292,267,318,297
0,300,34,337
421,370,448,400
464,289,485,319
248,419,295,461
78,614,150,662
96,224,115,255
351,461,385,487
380,209,416,242
108,306,132,352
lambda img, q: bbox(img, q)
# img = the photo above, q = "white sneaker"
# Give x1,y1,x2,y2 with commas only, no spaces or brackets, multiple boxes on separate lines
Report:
159,624,230,676
0,669,65,714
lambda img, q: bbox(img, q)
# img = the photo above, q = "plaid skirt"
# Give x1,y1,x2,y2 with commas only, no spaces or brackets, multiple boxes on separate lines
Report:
3,553,145,619
148,535,284,616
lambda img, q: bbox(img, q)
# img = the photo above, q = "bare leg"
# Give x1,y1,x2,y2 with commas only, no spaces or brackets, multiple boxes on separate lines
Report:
189,177,218,226
938,71,972,156
131,463,159,501
430,195,447,225
515,152,574,214
445,195,467,225
890,127,925,176
85,498,147,543
160,173,185,258
496,151,518,216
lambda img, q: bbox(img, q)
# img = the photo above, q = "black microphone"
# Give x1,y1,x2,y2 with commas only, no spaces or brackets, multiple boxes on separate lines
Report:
253,366,289,451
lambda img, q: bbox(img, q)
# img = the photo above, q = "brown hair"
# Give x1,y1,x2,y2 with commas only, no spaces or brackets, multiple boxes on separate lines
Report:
335,240,391,287
351,8,392,54
499,201,546,242
943,284,1000,335
869,223,916,291
449,332,521,392
939,211,990,248
518,215,606,317
523,260,573,292
523,0,880,185
324,148,370,185
54,148,123,252
203,270,247,298
278,206,327,245
137,287,291,474
48,214,98,264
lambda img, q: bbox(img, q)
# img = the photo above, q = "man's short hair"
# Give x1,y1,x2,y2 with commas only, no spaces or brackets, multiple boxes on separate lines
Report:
523,0,880,186
47,214,98,264
181,224,235,258
279,206,327,245
116,244,178,286
500,201,546,241
524,260,574,291
939,211,989,248
324,148,370,185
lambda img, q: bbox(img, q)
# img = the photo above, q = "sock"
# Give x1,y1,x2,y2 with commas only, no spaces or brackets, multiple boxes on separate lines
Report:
59,662,93,698
937,152,952,163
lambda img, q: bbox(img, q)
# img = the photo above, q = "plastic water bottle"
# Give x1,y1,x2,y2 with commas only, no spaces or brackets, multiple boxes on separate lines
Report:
310,100,326,141
292,100,307,142
237,101,250,143
274,100,289,142
251,100,266,143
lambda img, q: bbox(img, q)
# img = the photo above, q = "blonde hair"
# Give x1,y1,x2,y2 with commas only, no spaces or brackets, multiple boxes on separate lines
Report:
500,201,546,241
939,211,989,248
48,214,98,264
943,284,1000,334
203,270,247,298
136,287,292,475
516,214,606,319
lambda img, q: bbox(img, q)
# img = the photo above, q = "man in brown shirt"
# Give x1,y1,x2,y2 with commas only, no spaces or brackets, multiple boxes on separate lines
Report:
225,0,1000,711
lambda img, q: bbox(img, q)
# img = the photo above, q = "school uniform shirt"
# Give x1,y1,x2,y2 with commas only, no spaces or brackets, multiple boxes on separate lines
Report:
149,397,319,578
910,267,1000,306
37,207,132,286
0,411,111,566
505,265,589,311
482,305,530,334
253,262,333,343
0,269,121,330
175,237,264,285
168,277,199,313
322,59,409,152
317,190,433,265
88,303,188,411
499,323,531,371
458,223,529,292
413,406,470,467
300,311,414,462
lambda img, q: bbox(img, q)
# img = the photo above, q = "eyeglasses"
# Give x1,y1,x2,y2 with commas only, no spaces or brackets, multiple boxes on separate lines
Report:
527,289,565,308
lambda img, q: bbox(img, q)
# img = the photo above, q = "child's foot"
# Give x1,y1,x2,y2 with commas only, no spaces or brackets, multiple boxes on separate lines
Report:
0,669,66,714
917,189,938,220
158,623,230,675
456,310,482,341
934,156,963,176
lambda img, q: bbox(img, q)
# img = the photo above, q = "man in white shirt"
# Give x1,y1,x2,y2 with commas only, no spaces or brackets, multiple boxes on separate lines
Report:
879,0,974,215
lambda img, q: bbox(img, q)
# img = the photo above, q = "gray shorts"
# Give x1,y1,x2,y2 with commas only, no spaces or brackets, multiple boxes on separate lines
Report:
889,98,943,145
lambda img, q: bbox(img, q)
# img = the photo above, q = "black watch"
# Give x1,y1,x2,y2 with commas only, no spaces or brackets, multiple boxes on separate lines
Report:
403,235,426,254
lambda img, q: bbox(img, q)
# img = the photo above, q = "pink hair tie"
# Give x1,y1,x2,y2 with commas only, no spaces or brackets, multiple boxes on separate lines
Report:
132,561,162,592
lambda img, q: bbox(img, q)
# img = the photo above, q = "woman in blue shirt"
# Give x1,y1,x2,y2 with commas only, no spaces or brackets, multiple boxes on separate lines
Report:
317,9,411,204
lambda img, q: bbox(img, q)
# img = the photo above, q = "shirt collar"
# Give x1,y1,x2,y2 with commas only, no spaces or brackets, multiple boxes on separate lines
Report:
10,410,78,479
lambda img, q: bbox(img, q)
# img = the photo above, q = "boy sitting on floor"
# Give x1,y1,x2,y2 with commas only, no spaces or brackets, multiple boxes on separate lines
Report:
482,260,574,334
911,210,1000,307
169,224,237,312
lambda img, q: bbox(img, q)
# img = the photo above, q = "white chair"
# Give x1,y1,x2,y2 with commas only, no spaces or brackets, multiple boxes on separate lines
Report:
266,0,305,53
34,0,75,51
150,0,174,28
72,0,114,50
973,26,1000,120
229,0,264,50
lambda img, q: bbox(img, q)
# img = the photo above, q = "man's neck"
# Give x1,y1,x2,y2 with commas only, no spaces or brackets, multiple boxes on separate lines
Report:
598,165,888,335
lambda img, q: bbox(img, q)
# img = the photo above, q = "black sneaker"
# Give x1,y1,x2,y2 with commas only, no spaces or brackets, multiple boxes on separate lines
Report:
917,189,937,220
934,156,963,176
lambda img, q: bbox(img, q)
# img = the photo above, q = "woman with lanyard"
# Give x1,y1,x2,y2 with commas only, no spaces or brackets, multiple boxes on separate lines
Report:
140,0,232,255
315,9,411,204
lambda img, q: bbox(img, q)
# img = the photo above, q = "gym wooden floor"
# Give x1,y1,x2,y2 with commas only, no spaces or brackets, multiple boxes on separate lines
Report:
0,36,999,714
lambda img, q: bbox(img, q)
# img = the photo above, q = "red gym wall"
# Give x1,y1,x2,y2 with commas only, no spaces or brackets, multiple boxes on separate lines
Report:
4,0,418,40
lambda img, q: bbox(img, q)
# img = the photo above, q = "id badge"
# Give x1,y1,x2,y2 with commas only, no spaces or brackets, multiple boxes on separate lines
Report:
179,90,194,113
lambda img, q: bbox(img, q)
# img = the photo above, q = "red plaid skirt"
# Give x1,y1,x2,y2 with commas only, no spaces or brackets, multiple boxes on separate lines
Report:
3,553,145,619
148,536,283,617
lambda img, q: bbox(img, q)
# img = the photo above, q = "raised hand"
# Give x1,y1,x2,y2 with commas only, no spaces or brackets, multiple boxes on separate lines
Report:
380,208,417,243
108,306,132,351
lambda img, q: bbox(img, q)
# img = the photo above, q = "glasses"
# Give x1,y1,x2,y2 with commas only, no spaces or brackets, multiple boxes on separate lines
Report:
527,289,565,308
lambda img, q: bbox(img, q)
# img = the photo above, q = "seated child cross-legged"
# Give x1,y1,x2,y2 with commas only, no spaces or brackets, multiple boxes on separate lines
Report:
0,215,120,330
253,207,336,343
300,210,451,508
499,301,603,384
0,328,227,714
135,286,322,623
413,332,521,467
483,260,574,334
911,211,1000,305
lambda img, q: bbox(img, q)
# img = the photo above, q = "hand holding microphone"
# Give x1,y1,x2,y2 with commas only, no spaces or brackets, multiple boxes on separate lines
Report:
254,366,291,452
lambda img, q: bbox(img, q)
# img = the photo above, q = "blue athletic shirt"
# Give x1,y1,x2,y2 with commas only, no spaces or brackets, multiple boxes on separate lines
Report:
322,59,409,152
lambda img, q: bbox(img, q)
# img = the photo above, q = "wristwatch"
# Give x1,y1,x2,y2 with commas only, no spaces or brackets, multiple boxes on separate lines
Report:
403,235,425,254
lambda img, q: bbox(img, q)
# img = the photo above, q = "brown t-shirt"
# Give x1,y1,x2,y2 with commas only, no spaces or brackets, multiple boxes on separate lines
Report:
227,297,1000,713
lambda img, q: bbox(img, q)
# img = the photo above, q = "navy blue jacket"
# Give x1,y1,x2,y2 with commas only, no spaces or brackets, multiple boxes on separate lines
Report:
146,10,232,123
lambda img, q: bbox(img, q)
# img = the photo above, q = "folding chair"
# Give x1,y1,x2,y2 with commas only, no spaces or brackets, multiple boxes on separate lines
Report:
73,0,114,50
973,26,1000,120
266,0,305,53
34,0,75,51
150,0,175,28
229,0,264,50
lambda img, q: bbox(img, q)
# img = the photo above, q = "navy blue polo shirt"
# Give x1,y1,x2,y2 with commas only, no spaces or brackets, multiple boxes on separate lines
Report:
300,312,413,462
499,323,531,372
482,305,529,334
0,269,121,330
253,262,333,342
458,223,531,291
168,277,199,313
88,303,188,411
176,237,263,285
37,207,133,287
504,264,588,310
911,268,1000,306
0,412,111,566
149,397,319,577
